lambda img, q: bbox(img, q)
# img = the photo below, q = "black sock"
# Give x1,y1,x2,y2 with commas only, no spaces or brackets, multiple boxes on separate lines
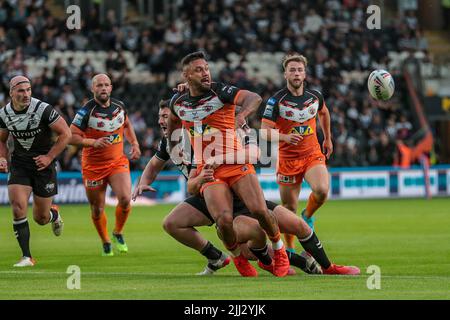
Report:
200,241,223,261
250,245,272,266
13,218,31,258
49,208,59,223
287,251,307,269
299,232,331,269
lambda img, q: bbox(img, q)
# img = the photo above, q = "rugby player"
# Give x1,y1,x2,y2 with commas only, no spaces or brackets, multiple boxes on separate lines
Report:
261,53,333,252
0,76,71,267
167,51,289,277
69,74,141,256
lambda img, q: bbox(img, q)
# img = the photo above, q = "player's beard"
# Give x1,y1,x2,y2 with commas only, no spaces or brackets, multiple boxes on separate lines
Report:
95,92,110,104
288,79,303,90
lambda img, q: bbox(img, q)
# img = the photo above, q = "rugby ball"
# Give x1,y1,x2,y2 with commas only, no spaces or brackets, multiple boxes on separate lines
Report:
367,69,395,100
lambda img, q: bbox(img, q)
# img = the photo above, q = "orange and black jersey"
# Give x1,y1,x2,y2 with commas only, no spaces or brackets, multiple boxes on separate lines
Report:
169,82,243,166
262,87,326,160
71,98,128,168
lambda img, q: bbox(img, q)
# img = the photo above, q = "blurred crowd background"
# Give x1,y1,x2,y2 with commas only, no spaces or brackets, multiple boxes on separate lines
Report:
1,0,449,171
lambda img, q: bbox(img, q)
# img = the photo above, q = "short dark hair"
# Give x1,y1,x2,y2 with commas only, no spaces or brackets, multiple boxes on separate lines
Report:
181,51,207,67
159,99,169,109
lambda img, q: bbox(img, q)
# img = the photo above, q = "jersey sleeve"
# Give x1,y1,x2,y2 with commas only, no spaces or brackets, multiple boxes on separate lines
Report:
42,104,61,126
71,107,90,131
261,96,279,126
154,137,170,161
169,93,181,118
310,89,325,111
214,82,241,104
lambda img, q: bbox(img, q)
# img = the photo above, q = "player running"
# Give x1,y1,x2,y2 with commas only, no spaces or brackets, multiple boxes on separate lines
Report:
167,51,289,277
261,53,333,252
0,76,71,267
70,74,141,256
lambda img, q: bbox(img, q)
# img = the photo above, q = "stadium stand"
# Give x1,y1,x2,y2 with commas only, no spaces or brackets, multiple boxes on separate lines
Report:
0,0,445,171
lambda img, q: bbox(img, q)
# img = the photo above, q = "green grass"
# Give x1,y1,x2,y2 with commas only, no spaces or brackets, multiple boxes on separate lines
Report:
0,198,449,300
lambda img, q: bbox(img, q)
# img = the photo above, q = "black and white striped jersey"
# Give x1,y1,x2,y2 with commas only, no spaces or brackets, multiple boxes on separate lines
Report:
0,98,61,169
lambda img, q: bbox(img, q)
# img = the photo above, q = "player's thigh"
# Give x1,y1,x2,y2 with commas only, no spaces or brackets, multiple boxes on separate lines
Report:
7,184,32,218
279,183,301,210
272,205,310,238
32,194,53,220
231,173,266,212
108,172,132,202
203,183,233,222
304,164,329,194
165,201,213,228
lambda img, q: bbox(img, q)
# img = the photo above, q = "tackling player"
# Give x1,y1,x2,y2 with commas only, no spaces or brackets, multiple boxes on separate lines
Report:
70,74,141,256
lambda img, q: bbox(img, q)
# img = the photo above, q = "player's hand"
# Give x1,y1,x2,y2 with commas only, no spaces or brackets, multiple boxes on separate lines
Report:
132,184,156,201
235,114,247,130
0,157,8,173
93,137,111,148
322,138,333,159
283,134,303,145
205,156,222,170
129,143,141,160
199,165,215,183
174,82,189,92
33,154,53,171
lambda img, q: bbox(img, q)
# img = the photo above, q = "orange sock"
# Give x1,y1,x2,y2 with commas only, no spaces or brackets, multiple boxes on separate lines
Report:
92,212,110,243
114,205,131,235
268,231,281,243
305,193,325,218
284,233,296,250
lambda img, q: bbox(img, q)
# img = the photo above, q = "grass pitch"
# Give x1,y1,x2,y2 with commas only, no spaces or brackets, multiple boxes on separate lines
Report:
0,198,449,300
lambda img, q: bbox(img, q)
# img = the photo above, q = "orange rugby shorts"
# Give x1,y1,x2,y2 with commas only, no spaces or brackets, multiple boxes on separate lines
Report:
277,151,325,185
199,164,256,194
82,156,130,189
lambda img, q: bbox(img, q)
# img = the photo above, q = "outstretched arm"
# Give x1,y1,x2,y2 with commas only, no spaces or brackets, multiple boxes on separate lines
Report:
234,90,262,128
132,156,167,201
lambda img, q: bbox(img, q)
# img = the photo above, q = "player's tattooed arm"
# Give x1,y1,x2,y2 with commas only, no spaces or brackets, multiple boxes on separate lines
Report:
234,90,262,128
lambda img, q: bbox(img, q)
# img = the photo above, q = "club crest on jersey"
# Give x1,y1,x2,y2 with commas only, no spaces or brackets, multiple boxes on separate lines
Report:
108,133,122,144
97,121,105,128
290,125,314,135
309,107,317,115
285,110,294,117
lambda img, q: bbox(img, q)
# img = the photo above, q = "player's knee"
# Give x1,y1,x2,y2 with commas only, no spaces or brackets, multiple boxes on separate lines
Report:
90,205,104,218
117,195,131,208
162,215,178,235
215,212,233,231
33,215,48,225
10,201,27,216
314,186,329,202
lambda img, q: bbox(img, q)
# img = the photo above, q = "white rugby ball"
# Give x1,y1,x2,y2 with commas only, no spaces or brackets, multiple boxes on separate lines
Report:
367,69,395,100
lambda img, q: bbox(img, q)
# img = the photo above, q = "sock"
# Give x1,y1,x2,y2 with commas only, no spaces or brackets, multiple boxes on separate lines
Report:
286,250,307,270
284,233,296,251
250,245,272,266
269,231,283,250
114,205,131,235
13,218,31,258
299,231,331,269
48,209,59,223
92,212,110,243
305,193,324,218
200,241,223,261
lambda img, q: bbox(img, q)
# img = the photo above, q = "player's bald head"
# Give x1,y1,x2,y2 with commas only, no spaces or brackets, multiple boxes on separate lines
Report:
92,74,111,86
9,76,31,91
